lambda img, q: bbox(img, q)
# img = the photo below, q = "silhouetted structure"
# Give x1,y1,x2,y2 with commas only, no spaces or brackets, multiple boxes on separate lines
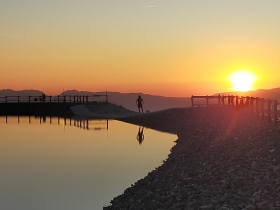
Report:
191,95,279,126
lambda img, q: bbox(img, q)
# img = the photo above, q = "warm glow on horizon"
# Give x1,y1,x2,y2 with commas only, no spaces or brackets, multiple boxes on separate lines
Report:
1,1,280,97
227,70,257,91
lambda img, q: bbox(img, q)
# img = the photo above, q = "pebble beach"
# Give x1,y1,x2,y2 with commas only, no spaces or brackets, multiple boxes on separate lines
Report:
104,106,280,210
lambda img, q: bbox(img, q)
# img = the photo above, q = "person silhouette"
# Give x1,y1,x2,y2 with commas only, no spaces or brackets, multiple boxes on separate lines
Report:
136,127,144,144
136,95,144,113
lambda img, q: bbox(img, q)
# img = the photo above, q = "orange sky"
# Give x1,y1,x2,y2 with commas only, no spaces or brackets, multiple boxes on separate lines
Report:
1,1,280,97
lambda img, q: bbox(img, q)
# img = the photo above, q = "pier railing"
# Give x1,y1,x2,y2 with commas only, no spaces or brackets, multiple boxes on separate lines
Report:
191,95,279,125
0,94,108,104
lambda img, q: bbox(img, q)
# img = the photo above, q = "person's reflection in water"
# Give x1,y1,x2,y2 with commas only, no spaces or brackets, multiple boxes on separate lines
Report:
137,127,144,145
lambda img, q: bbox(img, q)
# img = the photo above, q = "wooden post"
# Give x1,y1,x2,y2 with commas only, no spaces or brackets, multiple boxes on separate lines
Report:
227,95,230,105
256,97,259,116
218,95,221,106
250,97,254,115
260,98,264,119
17,96,20,103
191,96,193,107
240,96,244,106
268,99,272,122
206,96,209,107
273,100,278,126
235,96,238,107
246,96,249,105
231,95,234,106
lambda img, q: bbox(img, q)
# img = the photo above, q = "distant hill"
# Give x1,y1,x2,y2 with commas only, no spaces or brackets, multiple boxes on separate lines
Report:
214,87,280,100
0,89,44,96
62,90,191,112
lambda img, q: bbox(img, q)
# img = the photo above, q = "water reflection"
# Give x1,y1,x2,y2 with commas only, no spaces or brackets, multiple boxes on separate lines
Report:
3,115,109,131
0,116,176,210
136,127,145,144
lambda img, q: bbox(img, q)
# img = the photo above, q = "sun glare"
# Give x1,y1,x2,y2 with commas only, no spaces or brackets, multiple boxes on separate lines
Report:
227,70,257,91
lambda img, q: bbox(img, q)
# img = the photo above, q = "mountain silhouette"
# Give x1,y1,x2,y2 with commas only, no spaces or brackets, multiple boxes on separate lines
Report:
215,87,280,100
61,90,191,112
0,89,44,96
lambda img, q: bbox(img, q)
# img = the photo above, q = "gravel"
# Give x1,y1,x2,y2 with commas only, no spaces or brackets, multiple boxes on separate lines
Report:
104,106,280,210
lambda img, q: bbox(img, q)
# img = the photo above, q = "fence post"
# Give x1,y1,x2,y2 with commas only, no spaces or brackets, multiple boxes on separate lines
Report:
218,95,221,106
268,99,272,122
256,97,259,116
235,96,238,107
206,96,209,107
273,100,278,126
250,97,255,115
227,95,230,105
17,96,20,103
240,96,244,106
191,96,193,107
245,96,249,105
260,98,264,119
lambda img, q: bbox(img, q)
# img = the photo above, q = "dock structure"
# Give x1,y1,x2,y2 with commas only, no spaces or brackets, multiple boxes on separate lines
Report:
0,94,108,117
191,95,280,125
0,94,108,104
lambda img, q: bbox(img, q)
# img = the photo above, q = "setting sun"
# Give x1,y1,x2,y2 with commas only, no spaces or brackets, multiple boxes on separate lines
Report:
227,70,257,91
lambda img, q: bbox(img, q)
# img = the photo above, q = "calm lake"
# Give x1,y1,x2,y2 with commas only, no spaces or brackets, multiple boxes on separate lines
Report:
0,116,176,210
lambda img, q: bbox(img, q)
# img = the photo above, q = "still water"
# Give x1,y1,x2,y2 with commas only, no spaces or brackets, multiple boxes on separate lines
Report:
0,116,176,210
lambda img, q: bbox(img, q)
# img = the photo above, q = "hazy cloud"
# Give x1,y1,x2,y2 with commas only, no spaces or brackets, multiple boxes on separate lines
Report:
147,6,158,8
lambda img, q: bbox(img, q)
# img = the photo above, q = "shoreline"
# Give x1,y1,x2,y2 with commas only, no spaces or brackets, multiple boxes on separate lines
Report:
104,107,280,209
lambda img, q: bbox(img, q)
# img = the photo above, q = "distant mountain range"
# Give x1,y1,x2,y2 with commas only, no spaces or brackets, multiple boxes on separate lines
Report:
62,90,191,112
1,88,280,112
0,89,44,96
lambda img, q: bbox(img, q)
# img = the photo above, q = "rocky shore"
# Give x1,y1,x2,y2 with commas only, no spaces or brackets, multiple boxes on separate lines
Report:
104,107,280,210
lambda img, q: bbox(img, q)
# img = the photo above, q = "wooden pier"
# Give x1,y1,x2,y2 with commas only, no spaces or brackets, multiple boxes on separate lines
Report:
191,95,279,125
0,94,108,104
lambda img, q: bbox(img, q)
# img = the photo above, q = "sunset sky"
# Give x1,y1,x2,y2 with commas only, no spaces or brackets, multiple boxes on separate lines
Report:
1,0,280,97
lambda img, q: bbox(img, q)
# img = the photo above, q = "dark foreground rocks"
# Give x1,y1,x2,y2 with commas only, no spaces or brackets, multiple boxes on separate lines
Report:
104,107,280,210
